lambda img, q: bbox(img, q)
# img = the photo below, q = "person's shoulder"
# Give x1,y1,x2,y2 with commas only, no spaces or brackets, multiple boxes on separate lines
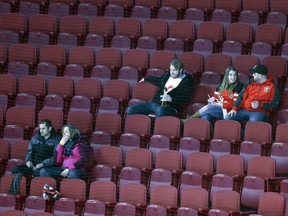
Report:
78,135,91,146
183,72,193,82
234,82,244,92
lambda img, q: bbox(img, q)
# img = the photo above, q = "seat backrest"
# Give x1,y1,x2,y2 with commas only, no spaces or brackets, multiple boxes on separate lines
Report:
29,14,57,35
39,45,67,66
275,123,288,143
233,54,260,75
161,0,187,10
187,0,214,11
149,50,176,71
213,119,241,141
215,0,241,12
6,107,35,129
204,53,232,74
9,43,36,65
150,185,178,207
89,181,116,203
0,174,26,195
211,190,240,212
60,15,86,35
247,156,275,178
60,178,86,200
124,114,151,137
153,116,180,138
68,46,94,66
88,16,114,37
257,192,285,216
47,76,74,97
270,0,288,14
125,148,152,170
95,113,121,135
142,18,168,40
263,56,287,79
226,22,253,44
131,82,158,101
155,150,182,172
10,140,29,160
119,183,147,206
29,176,57,196
242,0,269,14
180,187,209,209
178,52,204,75
66,111,93,134
0,13,27,33
123,49,149,71
95,47,122,69
183,118,211,140
197,21,224,42
115,17,141,38
244,121,272,143
255,23,282,44
103,79,130,100
0,74,17,95
216,154,244,176
95,145,122,167
18,75,46,97
186,152,214,175
0,139,9,162
169,20,196,42
75,78,102,100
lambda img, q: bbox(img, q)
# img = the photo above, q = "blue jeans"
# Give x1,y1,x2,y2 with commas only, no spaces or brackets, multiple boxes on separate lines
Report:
40,166,87,180
198,104,224,122
126,101,177,117
225,109,269,122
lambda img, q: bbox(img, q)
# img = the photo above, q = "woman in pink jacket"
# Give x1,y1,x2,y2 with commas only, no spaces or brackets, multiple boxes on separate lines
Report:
40,124,90,180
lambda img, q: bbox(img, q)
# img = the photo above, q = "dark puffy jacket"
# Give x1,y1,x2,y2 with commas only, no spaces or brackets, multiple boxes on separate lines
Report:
26,128,60,166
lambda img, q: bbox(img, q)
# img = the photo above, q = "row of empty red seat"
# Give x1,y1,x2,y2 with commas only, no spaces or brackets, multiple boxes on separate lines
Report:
1,12,288,50
1,138,288,215
0,174,286,215
1,0,288,21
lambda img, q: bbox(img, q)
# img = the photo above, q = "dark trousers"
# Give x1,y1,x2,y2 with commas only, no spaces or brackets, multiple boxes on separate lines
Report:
40,166,87,180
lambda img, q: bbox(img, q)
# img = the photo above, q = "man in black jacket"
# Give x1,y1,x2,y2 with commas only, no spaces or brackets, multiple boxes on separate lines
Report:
126,59,194,117
12,119,60,177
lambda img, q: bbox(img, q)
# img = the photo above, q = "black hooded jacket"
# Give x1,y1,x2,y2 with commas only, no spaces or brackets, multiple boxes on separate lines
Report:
144,72,194,111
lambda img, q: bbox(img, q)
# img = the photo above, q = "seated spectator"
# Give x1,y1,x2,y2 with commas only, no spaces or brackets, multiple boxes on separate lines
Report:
40,124,90,180
226,64,280,122
126,59,194,117
183,66,243,123
12,119,60,177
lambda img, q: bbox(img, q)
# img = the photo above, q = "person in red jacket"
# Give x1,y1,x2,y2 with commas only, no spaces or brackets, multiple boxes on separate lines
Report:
226,64,280,122
40,124,90,180
183,66,243,123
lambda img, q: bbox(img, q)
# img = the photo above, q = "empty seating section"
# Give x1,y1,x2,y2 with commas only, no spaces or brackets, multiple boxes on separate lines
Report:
1,1,288,215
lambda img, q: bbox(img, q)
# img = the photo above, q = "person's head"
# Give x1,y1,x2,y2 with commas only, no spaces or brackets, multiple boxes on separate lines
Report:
219,66,240,93
61,124,80,140
249,64,268,83
169,59,184,79
224,66,239,84
39,119,52,139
